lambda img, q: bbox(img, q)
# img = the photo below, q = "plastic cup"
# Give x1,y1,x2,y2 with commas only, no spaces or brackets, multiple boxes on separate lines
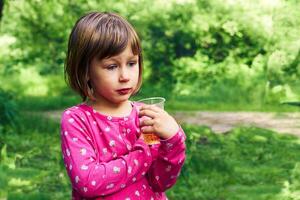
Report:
137,97,166,145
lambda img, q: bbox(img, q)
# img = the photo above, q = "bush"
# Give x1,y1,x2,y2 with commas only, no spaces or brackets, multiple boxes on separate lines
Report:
0,89,17,127
1,0,300,106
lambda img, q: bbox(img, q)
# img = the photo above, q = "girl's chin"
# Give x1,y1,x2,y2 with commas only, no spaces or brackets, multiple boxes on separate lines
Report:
110,96,131,104
93,91,133,103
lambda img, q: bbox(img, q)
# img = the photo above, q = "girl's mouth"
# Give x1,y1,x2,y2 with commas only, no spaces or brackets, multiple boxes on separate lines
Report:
116,88,132,95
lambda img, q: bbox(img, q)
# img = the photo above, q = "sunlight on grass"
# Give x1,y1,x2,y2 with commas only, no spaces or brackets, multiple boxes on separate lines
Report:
1,112,300,199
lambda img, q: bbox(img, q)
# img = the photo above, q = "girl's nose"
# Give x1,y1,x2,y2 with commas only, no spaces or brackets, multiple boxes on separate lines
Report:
119,68,130,82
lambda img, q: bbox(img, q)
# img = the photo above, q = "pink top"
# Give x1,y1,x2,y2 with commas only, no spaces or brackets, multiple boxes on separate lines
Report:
60,101,186,200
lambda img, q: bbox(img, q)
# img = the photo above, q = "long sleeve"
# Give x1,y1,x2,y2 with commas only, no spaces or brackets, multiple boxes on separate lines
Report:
60,110,153,198
146,126,186,192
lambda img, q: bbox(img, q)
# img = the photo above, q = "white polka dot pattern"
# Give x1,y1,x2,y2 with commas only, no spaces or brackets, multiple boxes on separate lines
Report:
68,118,74,123
66,149,70,156
83,187,88,192
128,166,132,174
106,183,114,189
75,176,79,183
81,165,88,170
80,148,87,155
109,140,115,147
113,166,120,173
60,103,186,198
102,148,107,154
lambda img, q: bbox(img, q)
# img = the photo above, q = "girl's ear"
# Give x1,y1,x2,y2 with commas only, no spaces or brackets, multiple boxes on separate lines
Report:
87,80,96,101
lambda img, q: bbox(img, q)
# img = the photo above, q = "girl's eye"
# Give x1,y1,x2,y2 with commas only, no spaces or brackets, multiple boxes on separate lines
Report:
128,61,137,67
106,65,117,70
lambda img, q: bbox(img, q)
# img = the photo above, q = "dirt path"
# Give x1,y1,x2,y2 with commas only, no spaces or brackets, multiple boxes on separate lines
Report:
173,111,300,137
44,110,300,137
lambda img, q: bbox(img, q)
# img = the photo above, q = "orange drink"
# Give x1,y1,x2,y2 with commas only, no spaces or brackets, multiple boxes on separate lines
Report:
137,97,166,145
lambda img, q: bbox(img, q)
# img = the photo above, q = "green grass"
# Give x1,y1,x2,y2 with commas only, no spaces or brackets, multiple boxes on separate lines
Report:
16,95,81,111
1,113,300,199
166,125,300,200
0,114,70,200
166,95,299,112
16,93,299,113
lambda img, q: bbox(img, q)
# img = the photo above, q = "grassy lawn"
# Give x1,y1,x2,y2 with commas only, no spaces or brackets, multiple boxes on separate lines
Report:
168,125,300,199
16,94,299,113
1,111,300,199
0,114,70,199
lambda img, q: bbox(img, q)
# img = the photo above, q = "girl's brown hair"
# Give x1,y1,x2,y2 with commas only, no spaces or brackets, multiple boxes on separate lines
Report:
64,12,143,101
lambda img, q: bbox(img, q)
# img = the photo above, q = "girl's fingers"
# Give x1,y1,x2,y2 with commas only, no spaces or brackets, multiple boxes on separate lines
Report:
141,126,155,134
140,118,154,127
139,109,158,119
140,105,162,113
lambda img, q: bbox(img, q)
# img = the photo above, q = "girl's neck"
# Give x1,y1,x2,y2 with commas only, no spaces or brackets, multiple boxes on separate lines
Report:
86,99,132,117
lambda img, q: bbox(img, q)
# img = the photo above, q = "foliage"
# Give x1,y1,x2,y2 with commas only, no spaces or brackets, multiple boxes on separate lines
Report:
1,116,300,199
167,125,300,200
0,0,300,107
1,2,300,198
0,113,70,200
0,89,17,127
275,162,300,200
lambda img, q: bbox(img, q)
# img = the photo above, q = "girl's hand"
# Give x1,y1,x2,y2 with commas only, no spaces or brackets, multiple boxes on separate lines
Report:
138,105,179,140
138,133,144,141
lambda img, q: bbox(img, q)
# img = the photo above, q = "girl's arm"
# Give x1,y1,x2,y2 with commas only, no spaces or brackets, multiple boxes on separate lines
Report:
61,110,153,198
146,126,186,192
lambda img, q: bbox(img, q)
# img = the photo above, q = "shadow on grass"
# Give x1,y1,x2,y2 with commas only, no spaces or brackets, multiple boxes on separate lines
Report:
1,112,300,199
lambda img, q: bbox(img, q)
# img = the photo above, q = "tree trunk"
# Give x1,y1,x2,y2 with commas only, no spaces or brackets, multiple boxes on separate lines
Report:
0,0,4,22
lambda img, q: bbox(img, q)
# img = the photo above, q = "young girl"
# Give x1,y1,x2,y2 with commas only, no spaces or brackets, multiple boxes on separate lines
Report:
61,11,186,200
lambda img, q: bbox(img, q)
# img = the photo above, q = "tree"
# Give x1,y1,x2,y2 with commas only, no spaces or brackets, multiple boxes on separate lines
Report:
0,0,4,22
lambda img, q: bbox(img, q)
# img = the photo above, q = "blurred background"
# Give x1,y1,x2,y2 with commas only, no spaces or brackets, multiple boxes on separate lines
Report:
1,0,300,199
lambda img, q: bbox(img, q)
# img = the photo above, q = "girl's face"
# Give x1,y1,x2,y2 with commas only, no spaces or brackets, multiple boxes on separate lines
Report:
89,44,139,106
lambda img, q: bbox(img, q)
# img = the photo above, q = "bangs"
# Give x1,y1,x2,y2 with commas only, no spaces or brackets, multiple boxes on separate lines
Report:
90,14,141,60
